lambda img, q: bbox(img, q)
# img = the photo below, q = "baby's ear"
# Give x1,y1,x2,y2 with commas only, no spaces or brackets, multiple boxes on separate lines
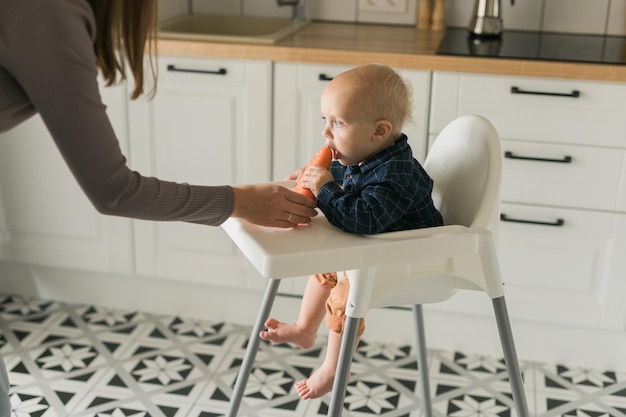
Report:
373,119,393,141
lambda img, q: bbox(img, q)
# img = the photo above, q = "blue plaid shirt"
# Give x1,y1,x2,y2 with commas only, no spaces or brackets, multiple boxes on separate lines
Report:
316,134,443,235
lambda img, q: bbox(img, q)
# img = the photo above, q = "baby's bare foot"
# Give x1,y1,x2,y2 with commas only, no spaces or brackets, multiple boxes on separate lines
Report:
259,318,316,349
294,365,336,400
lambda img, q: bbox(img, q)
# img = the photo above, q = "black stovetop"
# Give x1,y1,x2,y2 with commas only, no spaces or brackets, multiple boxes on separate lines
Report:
436,27,626,65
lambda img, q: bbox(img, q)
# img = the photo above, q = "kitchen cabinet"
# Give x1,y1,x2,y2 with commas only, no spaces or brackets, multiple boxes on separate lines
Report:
272,62,432,294
429,72,626,332
0,80,133,273
127,56,270,288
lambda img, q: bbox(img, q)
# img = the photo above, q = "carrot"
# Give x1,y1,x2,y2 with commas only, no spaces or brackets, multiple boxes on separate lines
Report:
294,146,332,200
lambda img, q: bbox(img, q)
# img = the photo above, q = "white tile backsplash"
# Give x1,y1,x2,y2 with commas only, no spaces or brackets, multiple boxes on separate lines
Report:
445,0,543,32
243,0,292,18
182,0,626,36
542,0,609,34
306,0,357,22
158,0,189,21
358,0,417,25
192,0,241,16
607,0,626,35
502,0,544,32
443,0,474,28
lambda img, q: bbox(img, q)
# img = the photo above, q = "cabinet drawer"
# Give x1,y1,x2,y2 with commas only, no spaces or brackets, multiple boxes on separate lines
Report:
158,56,246,86
498,203,619,328
501,140,624,211
297,63,353,86
430,72,626,148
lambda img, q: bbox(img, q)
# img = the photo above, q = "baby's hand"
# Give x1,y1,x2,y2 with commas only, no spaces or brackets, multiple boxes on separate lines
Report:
299,166,334,197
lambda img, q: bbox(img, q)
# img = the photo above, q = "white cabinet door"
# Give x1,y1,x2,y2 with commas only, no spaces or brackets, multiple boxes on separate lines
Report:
441,206,626,331
128,57,270,288
273,62,431,181
0,81,133,273
498,204,626,330
603,214,626,330
429,71,626,332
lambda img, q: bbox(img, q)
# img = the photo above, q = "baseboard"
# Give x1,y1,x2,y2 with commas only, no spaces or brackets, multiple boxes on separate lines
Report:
1,262,624,372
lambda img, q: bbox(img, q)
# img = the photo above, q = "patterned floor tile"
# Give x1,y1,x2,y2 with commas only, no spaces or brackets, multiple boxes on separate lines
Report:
159,315,230,343
195,340,316,410
0,294,59,320
533,363,626,417
29,336,109,380
2,293,625,417
433,390,513,417
535,388,626,417
4,351,38,389
186,405,227,417
74,305,146,332
309,378,423,417
3,310,88,353
117,349,209,397
536,363,626,393
39,367,113,414
10,331,121,400
69,374,143,414
0,329,11,356
71,397,166,417
8,383,57,417
428,349,536,417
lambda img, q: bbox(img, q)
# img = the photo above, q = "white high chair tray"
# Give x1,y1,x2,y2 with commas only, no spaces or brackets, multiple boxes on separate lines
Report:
222,208,463,280
222,212,375,278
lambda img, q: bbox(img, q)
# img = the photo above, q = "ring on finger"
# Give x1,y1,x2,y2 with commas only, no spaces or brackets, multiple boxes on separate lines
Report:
287,213,293,223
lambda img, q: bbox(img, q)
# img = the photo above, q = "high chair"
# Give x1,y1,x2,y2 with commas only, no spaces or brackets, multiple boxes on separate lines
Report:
222,115,530,417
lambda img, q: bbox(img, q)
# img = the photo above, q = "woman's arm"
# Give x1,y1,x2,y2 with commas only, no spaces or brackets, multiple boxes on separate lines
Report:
4,0,315,227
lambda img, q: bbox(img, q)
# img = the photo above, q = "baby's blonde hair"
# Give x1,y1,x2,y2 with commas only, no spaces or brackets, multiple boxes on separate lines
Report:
346,64,414,136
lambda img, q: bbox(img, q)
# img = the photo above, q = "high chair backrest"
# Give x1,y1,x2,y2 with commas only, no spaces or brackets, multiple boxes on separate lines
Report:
424,115,502,233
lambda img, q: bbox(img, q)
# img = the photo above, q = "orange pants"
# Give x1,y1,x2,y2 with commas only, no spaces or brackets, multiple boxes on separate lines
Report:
315,272,365,337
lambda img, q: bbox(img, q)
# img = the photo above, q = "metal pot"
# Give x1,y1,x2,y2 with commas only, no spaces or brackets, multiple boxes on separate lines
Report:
469,0,515,38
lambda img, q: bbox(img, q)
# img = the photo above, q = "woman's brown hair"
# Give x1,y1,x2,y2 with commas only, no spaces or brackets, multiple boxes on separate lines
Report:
88,0,158,99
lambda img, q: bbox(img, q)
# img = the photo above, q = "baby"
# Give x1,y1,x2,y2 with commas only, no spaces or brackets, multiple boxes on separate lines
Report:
261,63,443,399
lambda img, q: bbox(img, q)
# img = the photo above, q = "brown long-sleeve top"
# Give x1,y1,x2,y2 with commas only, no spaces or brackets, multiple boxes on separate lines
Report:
0,0,234,225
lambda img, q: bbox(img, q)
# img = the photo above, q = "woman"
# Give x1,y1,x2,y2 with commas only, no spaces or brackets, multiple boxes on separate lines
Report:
0,0,316,226
0,0,317,411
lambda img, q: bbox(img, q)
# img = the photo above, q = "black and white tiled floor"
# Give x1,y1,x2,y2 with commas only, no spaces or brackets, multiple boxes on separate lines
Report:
1,293,626,417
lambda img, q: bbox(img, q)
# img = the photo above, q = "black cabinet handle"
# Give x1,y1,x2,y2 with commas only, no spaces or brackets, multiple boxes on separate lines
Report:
167,64,227,75
510,86,580,98
500,214,565,227
318,73,334,81
504,151,572,164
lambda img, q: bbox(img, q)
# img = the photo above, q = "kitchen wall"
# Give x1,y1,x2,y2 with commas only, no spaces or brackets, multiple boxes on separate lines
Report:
158,0,626,36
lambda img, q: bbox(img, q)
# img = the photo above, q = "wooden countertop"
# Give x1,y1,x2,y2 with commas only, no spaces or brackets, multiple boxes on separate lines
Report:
157,22,626,83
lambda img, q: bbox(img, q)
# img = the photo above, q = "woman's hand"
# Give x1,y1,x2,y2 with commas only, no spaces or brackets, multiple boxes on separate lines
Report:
231,183,318,227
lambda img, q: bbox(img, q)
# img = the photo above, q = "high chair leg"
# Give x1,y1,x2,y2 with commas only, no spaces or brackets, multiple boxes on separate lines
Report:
226,278,281,417
327,315,361,417
493,296,530,417
413,304,433,417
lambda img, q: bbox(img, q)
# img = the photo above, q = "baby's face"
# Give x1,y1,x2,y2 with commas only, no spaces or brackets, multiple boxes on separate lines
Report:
320,78,383,167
